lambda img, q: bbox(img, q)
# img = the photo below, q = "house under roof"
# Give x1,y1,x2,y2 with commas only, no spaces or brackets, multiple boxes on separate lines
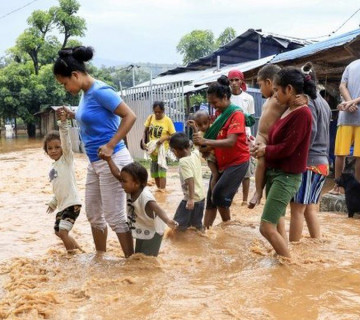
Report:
161,28,313,76
132,28,360,98
241,28,360,93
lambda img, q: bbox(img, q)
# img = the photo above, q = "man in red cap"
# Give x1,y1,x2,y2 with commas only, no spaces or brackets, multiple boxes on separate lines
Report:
228,69,255,206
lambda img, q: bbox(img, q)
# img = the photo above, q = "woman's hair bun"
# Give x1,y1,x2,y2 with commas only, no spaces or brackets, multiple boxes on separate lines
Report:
72,46,94,62
58,46,94,62
217,75,230,86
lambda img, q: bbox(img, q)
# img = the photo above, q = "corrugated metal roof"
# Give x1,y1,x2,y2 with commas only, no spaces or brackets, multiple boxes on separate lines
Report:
192,55,274,86
132,68,217,87
160,29,312,76
253,29,314,46
132,28,360,91
272,28,360,63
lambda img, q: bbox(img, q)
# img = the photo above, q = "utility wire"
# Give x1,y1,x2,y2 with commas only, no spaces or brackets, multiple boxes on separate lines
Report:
306,7,360,40
0,0,39,20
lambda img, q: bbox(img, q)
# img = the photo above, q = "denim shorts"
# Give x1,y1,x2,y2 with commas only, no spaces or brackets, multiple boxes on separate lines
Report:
262,169,302,225
174,199,205,231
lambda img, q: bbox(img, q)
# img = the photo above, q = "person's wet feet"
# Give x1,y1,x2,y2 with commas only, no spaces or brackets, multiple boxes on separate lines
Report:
248,192,260,209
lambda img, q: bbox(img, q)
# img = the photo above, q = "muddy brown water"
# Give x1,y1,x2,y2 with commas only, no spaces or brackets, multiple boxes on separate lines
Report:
0,137,359,319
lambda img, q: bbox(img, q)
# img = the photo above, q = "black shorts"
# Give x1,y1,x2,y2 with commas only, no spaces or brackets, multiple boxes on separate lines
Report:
206,162,249,209
54,205,81,232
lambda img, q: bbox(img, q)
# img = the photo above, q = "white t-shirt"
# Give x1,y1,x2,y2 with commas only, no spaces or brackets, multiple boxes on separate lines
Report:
231,91,255,136
127,187,166,240
48,122,82,212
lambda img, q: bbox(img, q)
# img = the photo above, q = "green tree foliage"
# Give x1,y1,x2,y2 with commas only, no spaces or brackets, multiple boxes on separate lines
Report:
177,27,237,65
1,0,86,136
50,0,86,48
176,30,215,65
0,62,45,135
216,27,236,47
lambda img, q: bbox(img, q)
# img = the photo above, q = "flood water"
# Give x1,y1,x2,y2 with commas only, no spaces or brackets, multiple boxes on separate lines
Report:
0,136,360,319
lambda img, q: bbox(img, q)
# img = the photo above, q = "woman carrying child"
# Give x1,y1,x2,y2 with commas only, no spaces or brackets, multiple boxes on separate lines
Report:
193,76,250,228
251,67,315,258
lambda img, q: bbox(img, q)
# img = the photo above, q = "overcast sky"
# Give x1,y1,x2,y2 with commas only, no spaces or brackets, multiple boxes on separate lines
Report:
0,0,359,66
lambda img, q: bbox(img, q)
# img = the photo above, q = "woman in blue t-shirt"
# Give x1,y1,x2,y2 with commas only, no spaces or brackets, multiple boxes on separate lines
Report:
53,46,136,257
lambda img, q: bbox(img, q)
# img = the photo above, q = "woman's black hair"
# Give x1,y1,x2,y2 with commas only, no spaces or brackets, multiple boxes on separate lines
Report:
121,162,148,187
153,101,165,111
53,46,94,77
207,75,232,99
274,67,317,100
169,132,190,150
43,131,60,153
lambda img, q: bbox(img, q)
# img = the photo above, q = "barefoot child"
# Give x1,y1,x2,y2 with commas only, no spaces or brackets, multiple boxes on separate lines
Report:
248,64,284,208
45,109,82,253
170,133,205,231
99,158,177,256
187,110,219,192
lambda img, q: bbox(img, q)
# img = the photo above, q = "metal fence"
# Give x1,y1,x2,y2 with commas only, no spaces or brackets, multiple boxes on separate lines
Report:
123,81,185,159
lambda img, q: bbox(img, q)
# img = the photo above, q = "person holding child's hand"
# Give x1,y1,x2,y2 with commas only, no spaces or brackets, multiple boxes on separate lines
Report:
53,46,136,257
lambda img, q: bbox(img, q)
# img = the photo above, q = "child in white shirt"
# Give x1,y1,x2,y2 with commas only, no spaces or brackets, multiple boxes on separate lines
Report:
44,109,82,253
99,158,177,256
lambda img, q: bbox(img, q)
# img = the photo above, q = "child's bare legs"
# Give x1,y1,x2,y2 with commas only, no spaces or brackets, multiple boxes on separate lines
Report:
56,229,83,252
248,156,266,208
249,134,267,209
204,208,217,229
208,161,219,192
260,218,290,258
